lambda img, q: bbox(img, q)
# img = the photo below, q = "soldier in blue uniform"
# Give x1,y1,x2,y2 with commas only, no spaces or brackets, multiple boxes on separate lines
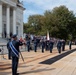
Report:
26,40,30,52
26,34,31,52
69,40,72,50
62,40,65,51
7,38,11,59
10,34,23,75
57,40,62,53
41,39,45,53
45,40,49,50
34,37,38,52
49,40,54,53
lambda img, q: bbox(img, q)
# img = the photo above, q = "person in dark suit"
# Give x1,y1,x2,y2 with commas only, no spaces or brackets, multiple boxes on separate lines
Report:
10,32,13,38
10,34,23,75
4,31,7,38
7,38,12,59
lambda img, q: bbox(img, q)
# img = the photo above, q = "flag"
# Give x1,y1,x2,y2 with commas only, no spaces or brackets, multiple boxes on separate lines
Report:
47,31,50,40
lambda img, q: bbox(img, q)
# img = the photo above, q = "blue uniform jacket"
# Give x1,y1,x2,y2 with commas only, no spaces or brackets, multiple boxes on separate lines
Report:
57,41,62,48
49,41,54,48
34,39,37,46
11,40,23,57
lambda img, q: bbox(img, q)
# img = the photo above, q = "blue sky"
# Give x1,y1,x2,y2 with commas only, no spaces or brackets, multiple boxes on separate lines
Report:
20,0,76,23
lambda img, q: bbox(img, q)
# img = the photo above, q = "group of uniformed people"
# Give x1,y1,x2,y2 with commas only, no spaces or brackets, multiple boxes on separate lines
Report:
25,35,66,54
7,34,72,75
41,39,66,53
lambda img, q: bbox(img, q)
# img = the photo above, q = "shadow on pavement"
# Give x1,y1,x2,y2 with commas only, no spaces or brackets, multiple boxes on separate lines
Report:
40,49,76,65
20,68,55,74
0,72,11,75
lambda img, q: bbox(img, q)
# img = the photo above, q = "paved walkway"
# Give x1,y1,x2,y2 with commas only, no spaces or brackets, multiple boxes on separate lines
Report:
0,45,76,75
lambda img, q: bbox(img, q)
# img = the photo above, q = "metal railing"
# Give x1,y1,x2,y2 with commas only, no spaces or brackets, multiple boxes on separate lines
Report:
0,45,7,59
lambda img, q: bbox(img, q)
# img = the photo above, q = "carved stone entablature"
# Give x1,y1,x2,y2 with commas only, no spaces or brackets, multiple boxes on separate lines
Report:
0,0,16,7
12,0,18,3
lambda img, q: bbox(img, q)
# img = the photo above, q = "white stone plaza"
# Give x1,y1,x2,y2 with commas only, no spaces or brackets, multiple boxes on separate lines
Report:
0,0,24,38
0,45,76,75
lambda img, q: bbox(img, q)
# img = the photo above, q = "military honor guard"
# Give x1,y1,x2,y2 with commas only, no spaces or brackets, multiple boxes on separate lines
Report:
41,39,45,53
26,40,30,52
34,37,38,52
10,34,23,75
49,40,54,53
69,40,72,50
57,40,62,53
62,40,65,51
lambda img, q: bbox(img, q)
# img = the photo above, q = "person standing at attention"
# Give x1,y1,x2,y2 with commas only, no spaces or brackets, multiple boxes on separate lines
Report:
10,34,23,75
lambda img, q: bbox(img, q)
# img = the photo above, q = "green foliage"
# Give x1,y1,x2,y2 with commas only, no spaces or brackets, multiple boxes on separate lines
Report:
23,5,76,40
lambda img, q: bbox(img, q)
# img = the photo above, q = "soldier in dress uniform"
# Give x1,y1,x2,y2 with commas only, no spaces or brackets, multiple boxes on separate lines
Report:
69,40,72,50
10,34,23,75
57,40,62,53
49,40,54,53
33,37,38,52
41,39,45,53
26,34,31,52
45,40,49,50
26,40,30,52
62,40,65,51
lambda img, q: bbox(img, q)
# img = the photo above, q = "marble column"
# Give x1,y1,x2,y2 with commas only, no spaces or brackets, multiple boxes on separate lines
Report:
6,5,10,38
13,8,16,34
21,21,23,37
0,3,2,37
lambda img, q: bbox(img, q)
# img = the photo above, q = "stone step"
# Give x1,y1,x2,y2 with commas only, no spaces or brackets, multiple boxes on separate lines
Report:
0,38,8,44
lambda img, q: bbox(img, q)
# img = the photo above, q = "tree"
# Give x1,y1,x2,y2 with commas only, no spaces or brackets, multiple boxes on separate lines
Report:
28,15,45,35
44,5,75,40
23,5,76,40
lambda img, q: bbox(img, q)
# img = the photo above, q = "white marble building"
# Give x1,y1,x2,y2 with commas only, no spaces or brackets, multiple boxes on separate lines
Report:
0,0,25,38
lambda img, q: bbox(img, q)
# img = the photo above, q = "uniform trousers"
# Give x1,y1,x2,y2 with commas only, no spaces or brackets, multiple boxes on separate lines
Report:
12,56,19,75
34,45,37,52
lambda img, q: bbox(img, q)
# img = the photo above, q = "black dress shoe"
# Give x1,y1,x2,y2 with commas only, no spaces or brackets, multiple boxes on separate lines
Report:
16,73,19,75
